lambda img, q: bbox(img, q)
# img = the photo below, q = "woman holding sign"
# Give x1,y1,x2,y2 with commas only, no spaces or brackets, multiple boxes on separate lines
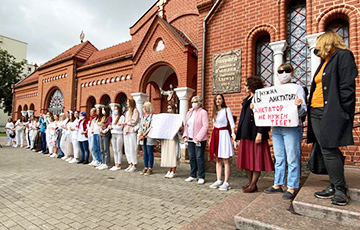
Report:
209,94,236,191
236,76,274,193
308,31,357,206
264,63,307,200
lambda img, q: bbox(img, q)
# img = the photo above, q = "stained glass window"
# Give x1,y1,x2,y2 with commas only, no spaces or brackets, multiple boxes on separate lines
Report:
326,19,349,47
286,1,311,87
256,35,274,86
48,89,64,115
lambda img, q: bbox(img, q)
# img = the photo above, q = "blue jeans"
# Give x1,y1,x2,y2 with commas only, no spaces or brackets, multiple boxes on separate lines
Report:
41,132,47,152
142,138,154,168
79,140,90,162
92,134,102,163
272,126,302,189
57,136,64,157
188,139,206,179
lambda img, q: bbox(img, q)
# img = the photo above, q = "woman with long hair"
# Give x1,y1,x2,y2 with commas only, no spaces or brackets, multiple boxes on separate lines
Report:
308,31,357,206
139,102,156,175
236,76,274,193
209,94,236,191
109,105,125,171
97,106,112,170
14,116,26,148
88,108,102,166
123,99,140,173
62,111,75,161
69,111,80,163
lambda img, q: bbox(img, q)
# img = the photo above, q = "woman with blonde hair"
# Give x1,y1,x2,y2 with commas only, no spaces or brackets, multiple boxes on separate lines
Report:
139,102,156,175
308,30,358,206
123,99,140,173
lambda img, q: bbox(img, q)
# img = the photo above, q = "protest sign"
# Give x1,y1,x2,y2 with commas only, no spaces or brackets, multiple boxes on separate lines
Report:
148,113,183,140
252,83,299,127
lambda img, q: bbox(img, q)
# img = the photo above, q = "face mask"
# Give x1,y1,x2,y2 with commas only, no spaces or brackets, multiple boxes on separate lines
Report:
167,109,172,113
277,73,292,84
192,103,198,109
113,110,118,116
79,116,84,120
102,110,106,115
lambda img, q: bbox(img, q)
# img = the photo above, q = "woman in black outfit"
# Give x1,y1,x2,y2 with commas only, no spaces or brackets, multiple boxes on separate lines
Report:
236,76,274,193
308,30,358,206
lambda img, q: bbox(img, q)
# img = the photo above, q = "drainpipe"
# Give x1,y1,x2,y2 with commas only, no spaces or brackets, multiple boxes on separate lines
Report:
202,0,222,104
73,58,78,111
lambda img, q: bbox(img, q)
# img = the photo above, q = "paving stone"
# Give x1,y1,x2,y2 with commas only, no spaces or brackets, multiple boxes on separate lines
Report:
0,137,249,229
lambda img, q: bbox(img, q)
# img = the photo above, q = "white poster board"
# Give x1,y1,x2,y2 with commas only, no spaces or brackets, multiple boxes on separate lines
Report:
148,113,183,140
252,83,299,127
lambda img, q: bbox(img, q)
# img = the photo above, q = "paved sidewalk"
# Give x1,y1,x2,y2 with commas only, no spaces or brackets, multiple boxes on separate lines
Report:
0,137,247,230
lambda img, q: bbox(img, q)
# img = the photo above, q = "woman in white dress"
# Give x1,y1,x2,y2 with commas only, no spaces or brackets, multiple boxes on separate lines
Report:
209,94,236,191
69,111,80,164
5,117,15,146
14,116,26,148
109,105,125,171
161,104,182,179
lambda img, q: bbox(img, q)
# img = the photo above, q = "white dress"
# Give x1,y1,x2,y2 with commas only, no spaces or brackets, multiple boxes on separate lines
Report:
213,107,235,159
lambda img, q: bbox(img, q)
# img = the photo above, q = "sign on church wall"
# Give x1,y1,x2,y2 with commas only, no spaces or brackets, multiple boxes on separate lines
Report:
212,49,241,94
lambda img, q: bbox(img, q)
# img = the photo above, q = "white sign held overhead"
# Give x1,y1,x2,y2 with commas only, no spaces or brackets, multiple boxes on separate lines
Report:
148,113,183,140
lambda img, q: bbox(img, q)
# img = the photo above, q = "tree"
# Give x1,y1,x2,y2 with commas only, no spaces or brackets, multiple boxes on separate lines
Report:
0,48,25,114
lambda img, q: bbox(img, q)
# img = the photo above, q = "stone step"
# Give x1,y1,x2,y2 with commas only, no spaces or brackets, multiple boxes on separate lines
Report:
292,167,360,228
234,177,358,230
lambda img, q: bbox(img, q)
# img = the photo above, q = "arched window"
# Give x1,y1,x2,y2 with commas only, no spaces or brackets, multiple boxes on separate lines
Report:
286,0,310,87
256,35,273,86
326,19,349,47
115,93,127,114
48,89,64,115
86,96,96,115
100,94,111,106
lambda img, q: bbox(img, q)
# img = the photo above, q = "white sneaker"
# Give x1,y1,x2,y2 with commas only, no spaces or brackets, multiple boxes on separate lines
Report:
128,166,137,173
13,145,18,148
198,178,205,184
168,171,175,178
65,157,73,162
69,158,78,164
219,182,231,191
97,164,108,170
185,177,196,182
61,156,68,160
20,145,23,148
109,166,121,171
165,171,171,178
124,165,132,172
93,161,101,167
50,154,58,158
88,160,94,166
37,150,43,153
209,180,223,189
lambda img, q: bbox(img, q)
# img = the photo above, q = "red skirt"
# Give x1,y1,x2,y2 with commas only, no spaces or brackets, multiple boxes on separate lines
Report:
237,139,274,172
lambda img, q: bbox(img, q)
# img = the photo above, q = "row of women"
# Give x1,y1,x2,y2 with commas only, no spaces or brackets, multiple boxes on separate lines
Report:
4,31,355,206
184,31,356,206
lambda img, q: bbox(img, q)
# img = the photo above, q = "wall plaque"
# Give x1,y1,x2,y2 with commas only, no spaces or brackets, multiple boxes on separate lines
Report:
212,49,241,94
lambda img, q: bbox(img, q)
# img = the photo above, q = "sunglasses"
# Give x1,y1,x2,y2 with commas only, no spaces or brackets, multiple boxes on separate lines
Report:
277,69,292,74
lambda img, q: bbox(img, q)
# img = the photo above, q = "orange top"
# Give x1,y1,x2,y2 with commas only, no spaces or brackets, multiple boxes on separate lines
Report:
311,57,330,108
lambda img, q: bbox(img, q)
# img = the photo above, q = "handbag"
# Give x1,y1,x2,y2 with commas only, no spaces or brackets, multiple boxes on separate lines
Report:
308,142,328,174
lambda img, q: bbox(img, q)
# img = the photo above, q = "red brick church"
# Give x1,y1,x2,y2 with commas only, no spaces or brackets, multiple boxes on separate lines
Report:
12,0,360,164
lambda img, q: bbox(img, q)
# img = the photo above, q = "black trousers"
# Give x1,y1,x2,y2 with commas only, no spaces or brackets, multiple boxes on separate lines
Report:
310,107,346,191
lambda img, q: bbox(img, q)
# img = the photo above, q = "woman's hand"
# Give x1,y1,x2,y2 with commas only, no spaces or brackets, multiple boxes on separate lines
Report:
295,96,302,107
250,103,254,110
108,125,112,130
231,133,236,141
255,133,262,144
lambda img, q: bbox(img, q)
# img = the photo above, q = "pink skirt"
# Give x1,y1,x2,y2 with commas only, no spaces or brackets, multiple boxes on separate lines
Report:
237,139,274,172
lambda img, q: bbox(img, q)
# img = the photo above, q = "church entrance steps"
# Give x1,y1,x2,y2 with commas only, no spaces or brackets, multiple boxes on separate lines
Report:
293,167,360,228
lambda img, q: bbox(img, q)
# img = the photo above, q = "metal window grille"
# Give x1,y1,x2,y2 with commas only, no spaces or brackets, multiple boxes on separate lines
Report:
256,36,274,86
326,19,350,47
286,1,311,88
48,89,64,115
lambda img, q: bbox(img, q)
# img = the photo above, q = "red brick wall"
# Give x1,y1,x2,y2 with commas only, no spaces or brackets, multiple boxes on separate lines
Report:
197,0,360,165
